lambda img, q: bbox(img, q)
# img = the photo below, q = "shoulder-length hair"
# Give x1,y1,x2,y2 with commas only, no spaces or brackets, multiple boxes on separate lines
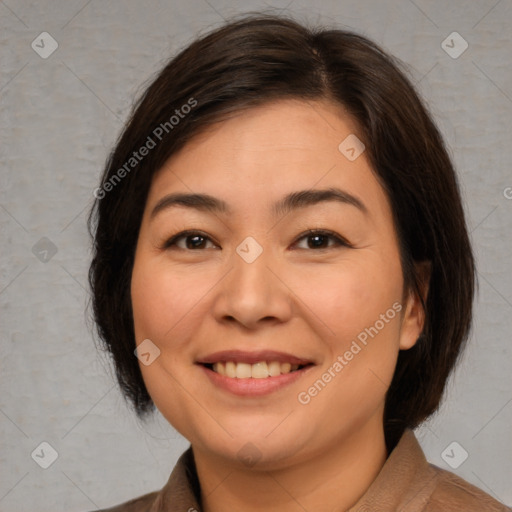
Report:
88,12,475,451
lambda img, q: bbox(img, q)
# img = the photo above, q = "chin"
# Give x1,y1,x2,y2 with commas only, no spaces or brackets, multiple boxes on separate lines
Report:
189,417,313,469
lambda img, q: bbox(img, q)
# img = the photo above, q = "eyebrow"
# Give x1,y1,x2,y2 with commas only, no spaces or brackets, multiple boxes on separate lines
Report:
150,187,368,220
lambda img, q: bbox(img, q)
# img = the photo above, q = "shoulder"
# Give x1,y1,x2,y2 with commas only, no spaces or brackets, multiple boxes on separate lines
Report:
89,490,159,511
426,464,510,511
87,446,200,512
347,430,510,512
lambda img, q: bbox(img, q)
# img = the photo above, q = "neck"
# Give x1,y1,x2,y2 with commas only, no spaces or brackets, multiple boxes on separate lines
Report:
193,419,388,512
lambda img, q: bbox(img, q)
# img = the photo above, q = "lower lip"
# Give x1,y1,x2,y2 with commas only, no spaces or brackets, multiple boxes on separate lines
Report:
198,364,314,396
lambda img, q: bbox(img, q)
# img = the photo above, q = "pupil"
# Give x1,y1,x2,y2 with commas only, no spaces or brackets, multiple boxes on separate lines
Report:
187,235,205,249
309,235,326,248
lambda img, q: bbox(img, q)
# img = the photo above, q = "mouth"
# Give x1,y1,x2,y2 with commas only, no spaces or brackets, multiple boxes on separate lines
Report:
197,349,315,377
196,350,315,396
201,361,312,378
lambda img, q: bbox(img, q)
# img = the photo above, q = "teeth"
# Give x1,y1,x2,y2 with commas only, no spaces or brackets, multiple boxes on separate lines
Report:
213,361,225,376
235,362,252,379
251,362,268,379
225,361,237,378
211,361,304,378
268,361,281,377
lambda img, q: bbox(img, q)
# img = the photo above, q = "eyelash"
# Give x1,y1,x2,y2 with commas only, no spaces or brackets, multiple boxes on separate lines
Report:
162,229,352,251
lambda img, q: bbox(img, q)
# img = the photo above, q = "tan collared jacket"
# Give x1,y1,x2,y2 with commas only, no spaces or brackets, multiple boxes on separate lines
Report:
95,430,510,511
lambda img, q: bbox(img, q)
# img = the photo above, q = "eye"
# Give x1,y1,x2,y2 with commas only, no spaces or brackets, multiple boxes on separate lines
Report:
293,229,351,250
163,230,217,250
163,229,351,251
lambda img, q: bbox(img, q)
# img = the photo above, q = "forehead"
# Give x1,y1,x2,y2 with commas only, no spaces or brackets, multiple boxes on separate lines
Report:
147,99,391,223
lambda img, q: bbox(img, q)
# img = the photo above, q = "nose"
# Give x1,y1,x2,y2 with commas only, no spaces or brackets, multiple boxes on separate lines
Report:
211,247,293,330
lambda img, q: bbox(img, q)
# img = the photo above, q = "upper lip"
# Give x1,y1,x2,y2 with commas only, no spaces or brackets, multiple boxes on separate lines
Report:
196,350,315,366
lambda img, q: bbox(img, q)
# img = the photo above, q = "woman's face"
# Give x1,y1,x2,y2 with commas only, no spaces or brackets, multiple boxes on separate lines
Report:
131,99,424,468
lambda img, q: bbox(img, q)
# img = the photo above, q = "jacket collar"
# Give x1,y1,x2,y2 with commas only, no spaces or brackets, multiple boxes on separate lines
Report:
154,429,435,511
347,429,438,511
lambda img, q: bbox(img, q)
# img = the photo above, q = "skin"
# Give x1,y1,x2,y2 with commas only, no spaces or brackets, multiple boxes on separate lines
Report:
130,98,428,512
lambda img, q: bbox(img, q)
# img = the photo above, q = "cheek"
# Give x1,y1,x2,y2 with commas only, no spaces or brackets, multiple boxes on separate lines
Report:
289,254,403,343
130,254,221,397
290,253,404,407
130,256,212,435
131,256,204,343
131,268,167,342
295,267,403,432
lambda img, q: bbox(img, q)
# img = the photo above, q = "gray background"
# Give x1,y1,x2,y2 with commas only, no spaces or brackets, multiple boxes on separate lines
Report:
1,0,511,510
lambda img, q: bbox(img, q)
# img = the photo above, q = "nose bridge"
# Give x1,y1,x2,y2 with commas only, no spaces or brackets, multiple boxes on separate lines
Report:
214,235,291,328
232,236,274,305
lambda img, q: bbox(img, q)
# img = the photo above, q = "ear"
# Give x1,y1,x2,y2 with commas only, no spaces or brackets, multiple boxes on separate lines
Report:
399,261,431,350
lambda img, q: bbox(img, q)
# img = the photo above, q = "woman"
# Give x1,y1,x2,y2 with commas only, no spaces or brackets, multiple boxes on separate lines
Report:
88,12,509,512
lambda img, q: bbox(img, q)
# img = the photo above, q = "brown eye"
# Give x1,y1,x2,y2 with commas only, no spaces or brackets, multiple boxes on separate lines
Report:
164,230,216,250
293,230,350,250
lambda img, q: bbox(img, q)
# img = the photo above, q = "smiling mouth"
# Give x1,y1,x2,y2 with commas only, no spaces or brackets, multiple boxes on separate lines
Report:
201,361,313,379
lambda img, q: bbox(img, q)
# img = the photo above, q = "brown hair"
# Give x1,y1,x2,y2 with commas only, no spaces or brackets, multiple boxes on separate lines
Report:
88,12,475,451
